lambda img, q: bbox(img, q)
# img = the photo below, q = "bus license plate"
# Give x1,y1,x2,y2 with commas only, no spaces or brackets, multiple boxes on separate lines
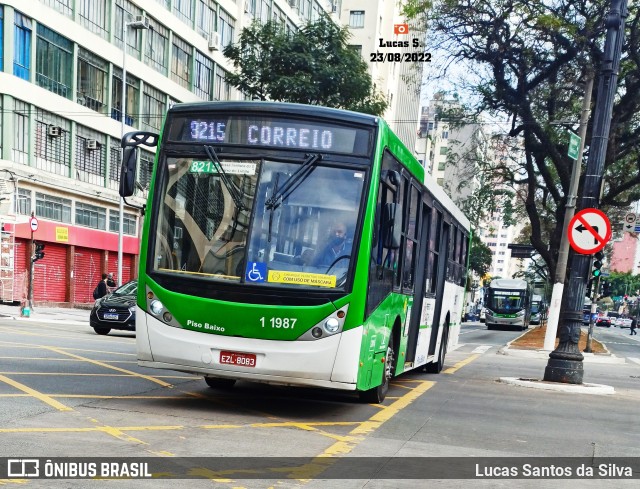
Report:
220,351,256,368
103,313,119,320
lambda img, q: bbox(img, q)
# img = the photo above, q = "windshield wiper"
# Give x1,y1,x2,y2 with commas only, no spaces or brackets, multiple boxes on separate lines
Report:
203,145,245,211
265,153,322,211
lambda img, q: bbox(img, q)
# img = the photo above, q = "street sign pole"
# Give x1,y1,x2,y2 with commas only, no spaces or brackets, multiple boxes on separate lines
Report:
544,0,628,384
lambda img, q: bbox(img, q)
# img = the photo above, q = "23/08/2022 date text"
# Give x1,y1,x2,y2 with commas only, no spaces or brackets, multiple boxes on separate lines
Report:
370,52,432,63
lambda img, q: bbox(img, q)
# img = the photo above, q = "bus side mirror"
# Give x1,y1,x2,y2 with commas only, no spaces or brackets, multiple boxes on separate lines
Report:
382,202,402,249
119,147,138,197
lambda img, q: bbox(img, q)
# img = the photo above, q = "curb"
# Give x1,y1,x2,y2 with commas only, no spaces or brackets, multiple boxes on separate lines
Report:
498,345,626,364
499,377,615,395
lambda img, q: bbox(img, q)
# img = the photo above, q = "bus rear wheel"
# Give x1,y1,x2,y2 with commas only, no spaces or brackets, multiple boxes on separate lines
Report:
204,377,236,389
359,343,395,404
425,327,448,374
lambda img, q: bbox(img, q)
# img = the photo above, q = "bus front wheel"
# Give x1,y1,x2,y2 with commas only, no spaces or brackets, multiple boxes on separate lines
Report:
359,343,395,404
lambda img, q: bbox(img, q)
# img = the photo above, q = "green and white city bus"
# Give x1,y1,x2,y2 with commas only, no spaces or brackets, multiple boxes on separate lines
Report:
119,101,470,403
485,278,532,331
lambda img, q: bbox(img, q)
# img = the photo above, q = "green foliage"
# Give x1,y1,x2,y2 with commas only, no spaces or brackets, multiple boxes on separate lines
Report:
223,18,388,116
468,233,492,278
404,1,640,284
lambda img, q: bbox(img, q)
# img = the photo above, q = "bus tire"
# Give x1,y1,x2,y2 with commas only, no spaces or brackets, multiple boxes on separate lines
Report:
204,377,236,389
93,327,111,335
425,326,448,374
359,342,395,404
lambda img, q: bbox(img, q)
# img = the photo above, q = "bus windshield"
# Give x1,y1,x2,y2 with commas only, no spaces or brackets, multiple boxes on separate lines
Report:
487,290,525,314
153,154,365,290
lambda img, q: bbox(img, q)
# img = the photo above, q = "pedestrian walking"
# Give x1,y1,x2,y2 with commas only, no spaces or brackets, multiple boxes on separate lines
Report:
631,316,638,335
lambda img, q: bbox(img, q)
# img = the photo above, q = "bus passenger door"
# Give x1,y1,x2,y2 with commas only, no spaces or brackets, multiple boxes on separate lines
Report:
428,214,449,357
405,199,429,363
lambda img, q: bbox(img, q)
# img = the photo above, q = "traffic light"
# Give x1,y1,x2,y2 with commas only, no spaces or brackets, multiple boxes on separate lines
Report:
33,242,45,262
592,251,604,278
602,281,611,297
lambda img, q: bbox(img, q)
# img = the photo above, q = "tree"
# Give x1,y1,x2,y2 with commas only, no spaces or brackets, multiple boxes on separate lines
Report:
404,0,640,284
469,233,492,279
223,18,388,115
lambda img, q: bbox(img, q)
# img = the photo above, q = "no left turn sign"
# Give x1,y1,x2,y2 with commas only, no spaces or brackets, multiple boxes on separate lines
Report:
567,208,611,254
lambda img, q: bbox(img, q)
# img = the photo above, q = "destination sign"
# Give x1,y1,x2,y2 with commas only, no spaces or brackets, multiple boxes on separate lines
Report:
166,115,371,155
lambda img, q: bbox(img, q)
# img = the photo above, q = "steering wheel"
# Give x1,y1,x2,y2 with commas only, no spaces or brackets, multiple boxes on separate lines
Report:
325,255,350,275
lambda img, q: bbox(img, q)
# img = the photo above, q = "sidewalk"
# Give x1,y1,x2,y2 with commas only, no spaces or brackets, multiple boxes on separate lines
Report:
0,303,90,324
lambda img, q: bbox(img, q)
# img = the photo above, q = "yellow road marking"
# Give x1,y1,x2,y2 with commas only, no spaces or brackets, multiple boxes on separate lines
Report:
0,374,72,411
443,353,481,374
43,346,173,388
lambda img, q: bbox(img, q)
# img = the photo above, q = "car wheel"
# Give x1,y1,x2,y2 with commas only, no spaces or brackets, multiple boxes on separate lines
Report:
93,327,111,335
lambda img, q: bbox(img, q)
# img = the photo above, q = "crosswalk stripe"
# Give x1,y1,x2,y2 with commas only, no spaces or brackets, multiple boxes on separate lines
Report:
628,357,640,366
472,345,492,354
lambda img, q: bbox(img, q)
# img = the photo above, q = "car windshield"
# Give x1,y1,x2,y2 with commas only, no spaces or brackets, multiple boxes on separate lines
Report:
152,155,365,290
112,281,137,296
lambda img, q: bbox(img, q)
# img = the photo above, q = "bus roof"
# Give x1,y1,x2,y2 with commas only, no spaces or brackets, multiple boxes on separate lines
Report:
168,101,380,127
490,278,529,289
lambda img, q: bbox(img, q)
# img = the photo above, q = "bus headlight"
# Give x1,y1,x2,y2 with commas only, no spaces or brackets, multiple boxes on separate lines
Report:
324,318,340,334
150,300,164,316
516,310,525,317
297,304,350,341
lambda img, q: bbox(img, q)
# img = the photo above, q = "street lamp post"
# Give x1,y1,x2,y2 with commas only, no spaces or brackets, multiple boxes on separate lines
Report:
119,16,148,287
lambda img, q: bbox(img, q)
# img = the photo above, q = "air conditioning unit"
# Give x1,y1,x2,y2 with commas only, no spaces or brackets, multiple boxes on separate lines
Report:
133,15,150,29
208,32,221,51
86,139,98,150
47,125,62,137
332,4,338,13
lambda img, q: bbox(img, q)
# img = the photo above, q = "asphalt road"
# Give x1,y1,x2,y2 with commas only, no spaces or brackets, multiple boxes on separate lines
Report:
0,318,638,488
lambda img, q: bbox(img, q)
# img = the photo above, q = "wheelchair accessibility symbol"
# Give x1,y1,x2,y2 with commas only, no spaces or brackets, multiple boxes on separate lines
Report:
246,262,267,283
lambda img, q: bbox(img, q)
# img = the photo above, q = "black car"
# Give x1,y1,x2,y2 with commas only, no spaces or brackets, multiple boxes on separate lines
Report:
89,280,137,335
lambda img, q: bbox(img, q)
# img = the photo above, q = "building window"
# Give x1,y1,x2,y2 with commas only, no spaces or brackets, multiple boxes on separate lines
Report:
109,138,121,191
349,11,364,28
76,202,106,230
139,150,154,190
442,130,449,139
111,69,140,127
109,211,136,235
77,49,108,112
439,146,448,155
194,51,213,99
437,161,445,171
114,0,143,57
78,0,109,39
35,109,71,176
17,188,31,215
350,45,362,56
171,35,192,89
35,193,71,223
13,100,29,164
40,0,73,17
14,12,32,80
75,129,105,187
258,0,271,23
196,0,217,38
36,24,73,99
173,0,194,26
218,9,235,48
214,67,231,101
0,7,4,71
145,17,169,74
142,84,166,132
